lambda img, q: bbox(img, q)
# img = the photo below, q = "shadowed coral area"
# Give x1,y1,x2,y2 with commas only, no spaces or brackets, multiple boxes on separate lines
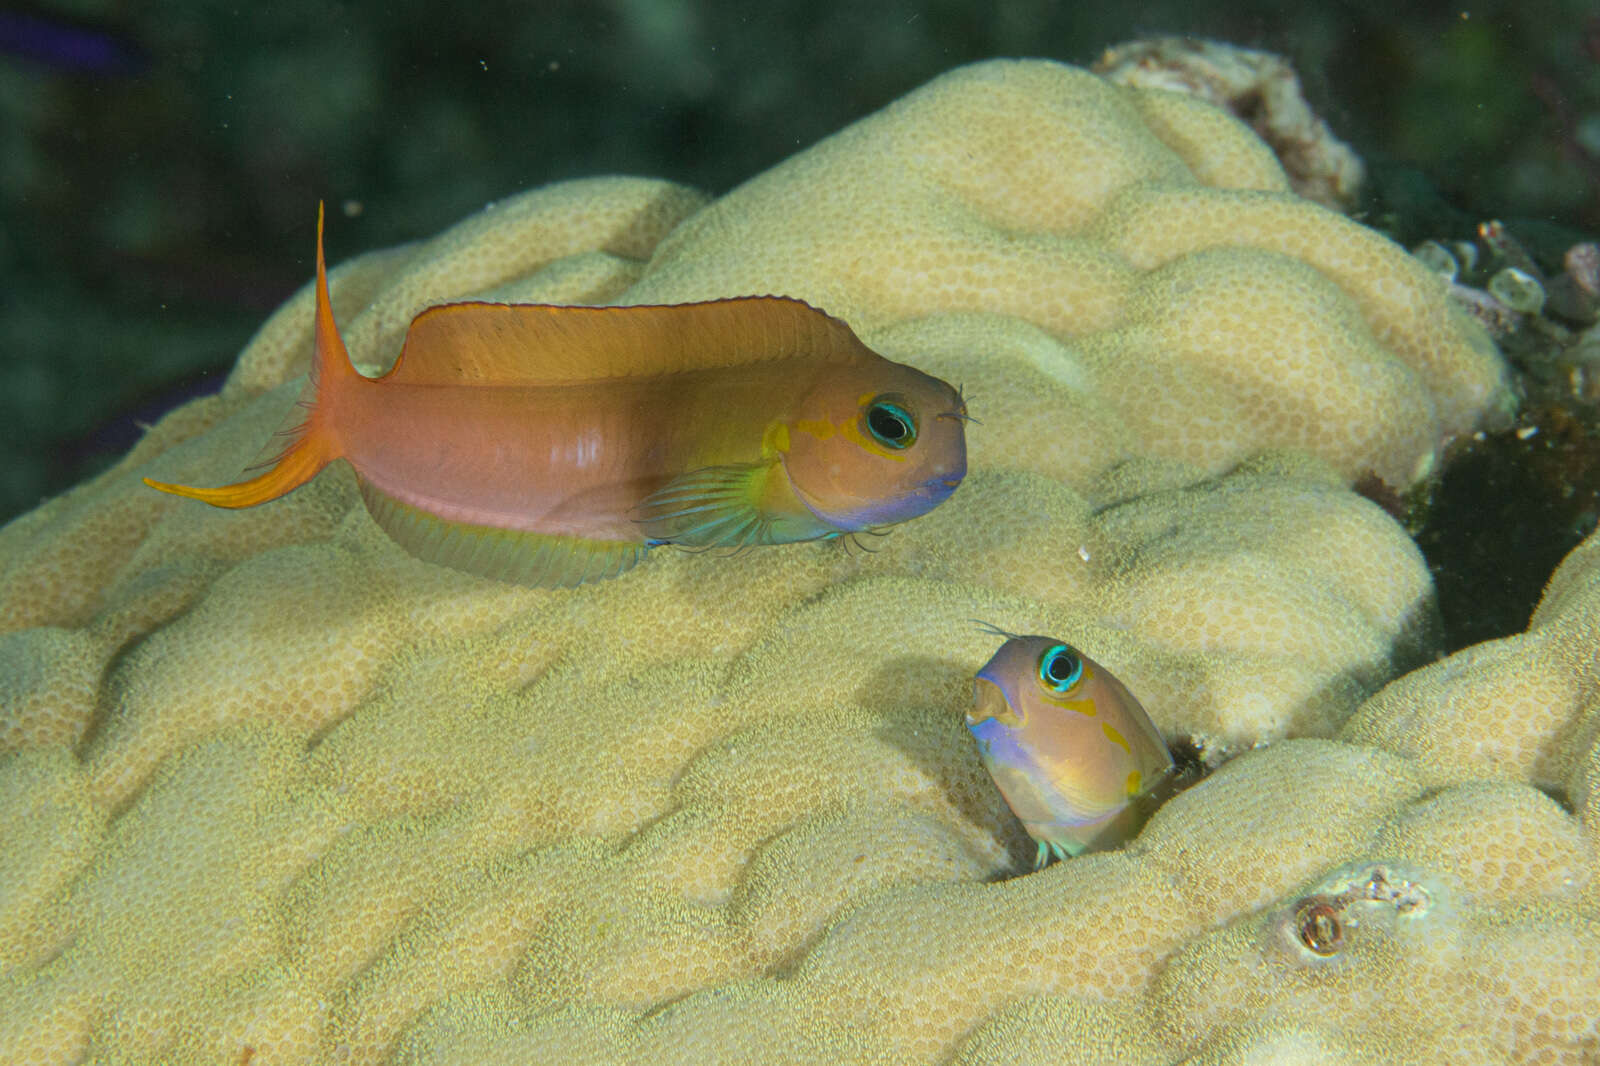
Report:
3,59,1592,1064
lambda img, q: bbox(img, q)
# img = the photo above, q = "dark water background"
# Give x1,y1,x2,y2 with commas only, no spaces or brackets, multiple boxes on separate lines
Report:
3,1,1597,641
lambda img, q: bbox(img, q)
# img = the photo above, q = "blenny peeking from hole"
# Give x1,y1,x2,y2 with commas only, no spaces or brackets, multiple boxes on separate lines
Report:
968,631,1177,868
146,205,969,587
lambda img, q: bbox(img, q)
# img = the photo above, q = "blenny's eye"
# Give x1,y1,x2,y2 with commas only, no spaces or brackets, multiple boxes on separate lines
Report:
1037,643,1083,694
864,399,917,450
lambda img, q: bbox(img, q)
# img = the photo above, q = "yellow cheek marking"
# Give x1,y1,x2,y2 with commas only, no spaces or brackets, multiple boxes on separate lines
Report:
791,418,833,441
762,420,792,457
1048,694,1095,715
1126,769,1142,796
1101,721,1131,753
838,418,906,461
845,390,910,462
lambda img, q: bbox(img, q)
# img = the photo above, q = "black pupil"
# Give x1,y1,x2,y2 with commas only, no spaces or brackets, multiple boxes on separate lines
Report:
869,405,909,441
1047,653,1075,681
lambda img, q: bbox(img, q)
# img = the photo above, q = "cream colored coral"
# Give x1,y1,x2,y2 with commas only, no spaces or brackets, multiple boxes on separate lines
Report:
0,58,1571,1065
1149,858,1600,1063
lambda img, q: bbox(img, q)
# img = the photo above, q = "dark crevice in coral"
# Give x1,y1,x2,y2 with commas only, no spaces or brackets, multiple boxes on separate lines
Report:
1159,734,1211,792
1412,406,1600,653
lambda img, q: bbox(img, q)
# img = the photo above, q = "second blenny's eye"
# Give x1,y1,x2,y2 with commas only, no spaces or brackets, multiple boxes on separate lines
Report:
864,399,917,449
1037,643,1083,694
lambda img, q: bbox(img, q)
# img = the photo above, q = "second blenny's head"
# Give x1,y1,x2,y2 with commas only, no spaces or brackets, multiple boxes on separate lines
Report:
968,634,1175,867
779,359,967,532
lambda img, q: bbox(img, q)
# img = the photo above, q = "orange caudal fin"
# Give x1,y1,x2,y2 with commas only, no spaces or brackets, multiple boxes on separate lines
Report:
144,202,358,509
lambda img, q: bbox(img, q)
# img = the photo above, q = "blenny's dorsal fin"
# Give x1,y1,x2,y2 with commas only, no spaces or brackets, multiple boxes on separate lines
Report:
383,296,875,387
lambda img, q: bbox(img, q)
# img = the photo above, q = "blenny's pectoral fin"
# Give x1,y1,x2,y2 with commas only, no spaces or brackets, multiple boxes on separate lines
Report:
633,462,777,550
358,481,648,587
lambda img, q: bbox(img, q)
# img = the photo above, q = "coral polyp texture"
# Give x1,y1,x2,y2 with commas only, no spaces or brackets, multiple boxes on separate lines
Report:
0,59,1585,1065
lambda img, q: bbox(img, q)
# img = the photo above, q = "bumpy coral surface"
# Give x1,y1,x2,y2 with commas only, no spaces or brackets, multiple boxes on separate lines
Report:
2,59,1585,1065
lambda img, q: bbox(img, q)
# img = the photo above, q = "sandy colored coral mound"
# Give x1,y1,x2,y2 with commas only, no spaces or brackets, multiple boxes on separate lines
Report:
0,58,1577,1065
1342,519,1600,795
627,60,1508,489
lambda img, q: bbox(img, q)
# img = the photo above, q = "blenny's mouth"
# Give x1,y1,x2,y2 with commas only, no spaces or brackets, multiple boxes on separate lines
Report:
779,453,964,534
969,676,1022,727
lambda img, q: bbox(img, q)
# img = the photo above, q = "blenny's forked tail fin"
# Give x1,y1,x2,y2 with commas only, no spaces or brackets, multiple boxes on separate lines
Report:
144,202,358,509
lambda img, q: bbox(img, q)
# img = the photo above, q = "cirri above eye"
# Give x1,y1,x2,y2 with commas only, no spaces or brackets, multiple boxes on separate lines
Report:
1037,643,1083,694
864,399,916,449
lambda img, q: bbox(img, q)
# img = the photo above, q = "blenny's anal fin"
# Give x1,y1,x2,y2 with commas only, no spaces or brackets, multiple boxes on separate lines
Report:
633,463,777,549
358,481,648,587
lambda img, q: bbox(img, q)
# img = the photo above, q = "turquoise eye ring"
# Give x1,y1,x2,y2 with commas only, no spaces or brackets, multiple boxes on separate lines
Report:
1037,643,1083,694
864,398,917,449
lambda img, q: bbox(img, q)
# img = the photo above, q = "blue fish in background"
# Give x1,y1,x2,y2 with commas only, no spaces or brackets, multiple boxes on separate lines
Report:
0,7,147,77
968,633,1175,868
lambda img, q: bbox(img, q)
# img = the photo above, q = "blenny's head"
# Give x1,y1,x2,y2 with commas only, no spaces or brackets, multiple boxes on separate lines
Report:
780,360,968,532
968,634,1176,864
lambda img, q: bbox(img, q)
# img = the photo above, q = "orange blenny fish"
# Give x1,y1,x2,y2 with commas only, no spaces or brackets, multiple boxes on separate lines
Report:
143,207,969,587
